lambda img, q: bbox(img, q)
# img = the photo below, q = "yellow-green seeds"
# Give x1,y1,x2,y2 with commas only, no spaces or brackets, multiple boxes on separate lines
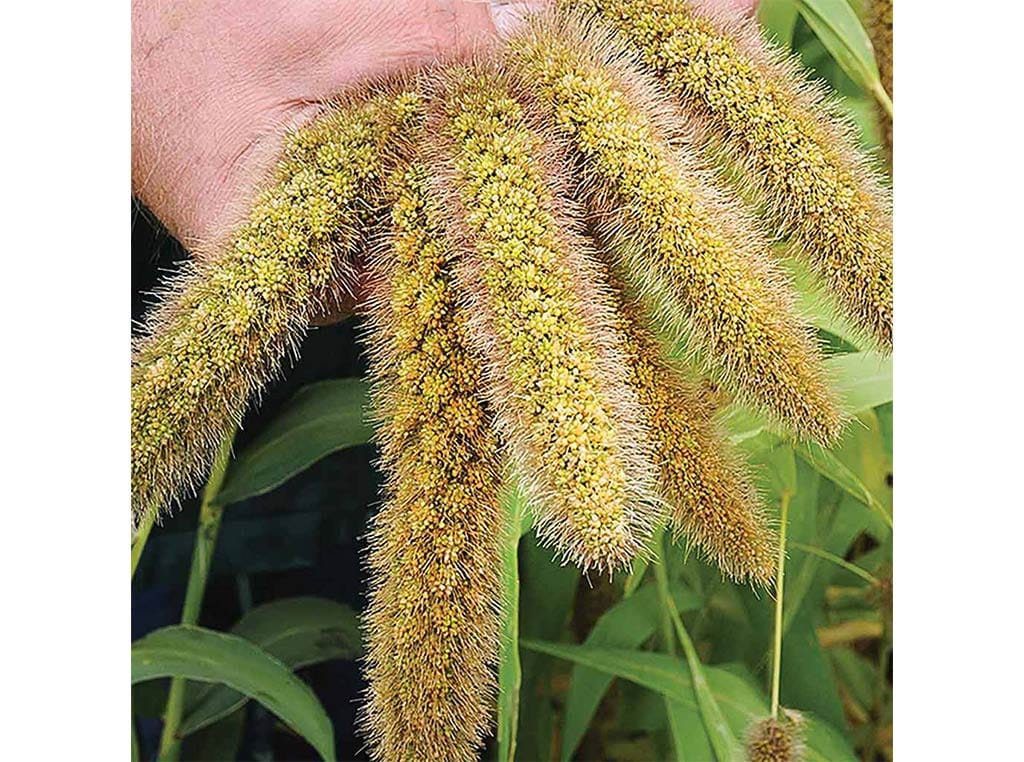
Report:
509,10,842,444
746,710,806,762
362,157,503,762
426,61,662,573
131,18,895,760
131,88,422,531
612,282,776,587
571,0,894,351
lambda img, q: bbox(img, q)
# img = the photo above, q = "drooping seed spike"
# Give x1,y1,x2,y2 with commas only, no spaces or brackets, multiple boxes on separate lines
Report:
746,709,806,762
360,154,504,762
611,280,776,587
130,85,423,531
425,59,663,574
508,9,843,444
568,0,894,351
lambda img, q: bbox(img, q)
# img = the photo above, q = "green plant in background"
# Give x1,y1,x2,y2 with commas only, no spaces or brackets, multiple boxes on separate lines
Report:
131,1,893,760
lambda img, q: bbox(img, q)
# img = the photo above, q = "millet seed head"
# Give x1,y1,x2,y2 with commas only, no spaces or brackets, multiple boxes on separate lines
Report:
422,57,664,574
508,8,843,445
746,709,806,762
360,153,504,762
610,279,777,587
567,0,894,351
131,83,422,531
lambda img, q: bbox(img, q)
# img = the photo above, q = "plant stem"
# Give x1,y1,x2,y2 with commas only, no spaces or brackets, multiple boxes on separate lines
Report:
770,492,792,720
157,431,236,762
131,509,156,580
498,492,522,762
651,530,676,657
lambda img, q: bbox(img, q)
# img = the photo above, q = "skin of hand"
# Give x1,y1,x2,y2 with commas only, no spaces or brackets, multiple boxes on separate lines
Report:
131,0,757,322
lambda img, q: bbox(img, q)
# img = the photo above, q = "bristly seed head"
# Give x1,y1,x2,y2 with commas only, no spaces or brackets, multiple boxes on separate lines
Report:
360,156,504,762
568,0,893,351
425,59,663,574
746,709,806,762
610,279,777,587
131,87,422,531
508,8,843,444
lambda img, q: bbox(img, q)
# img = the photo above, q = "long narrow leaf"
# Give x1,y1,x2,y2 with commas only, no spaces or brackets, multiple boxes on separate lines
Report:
561,583,701,761
521,641,856,762
179,597,360,737
797,442,892,527
796,0,892,113
132,625,335,761
215,379,373,506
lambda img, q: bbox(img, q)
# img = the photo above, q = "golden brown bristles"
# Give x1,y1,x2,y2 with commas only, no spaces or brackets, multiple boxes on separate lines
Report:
130,88,422,530
361,156,503,762
611,283,777,587
570,0,894,351
508,10,843,444
746,710,806,762
868,0,893,167
425,60,663,573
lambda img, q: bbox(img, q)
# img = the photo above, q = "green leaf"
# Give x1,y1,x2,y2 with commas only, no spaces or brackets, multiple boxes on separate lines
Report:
216,379,373,506
132,625,335,761
783,256,864,351
758,0,800,47
795,0,892,114
180,597,361,737
498,493,522,762
830,351,893,414
516,536,580,762
522,642,856,762
665,697,714,761
181,705,246,762
658,572,743,762
560,582,701,761
797,441,892,527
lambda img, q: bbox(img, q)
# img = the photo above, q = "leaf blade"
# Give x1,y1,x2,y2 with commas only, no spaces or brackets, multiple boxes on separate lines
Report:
132,625,335,761
216,379,373,506
179,597,361,737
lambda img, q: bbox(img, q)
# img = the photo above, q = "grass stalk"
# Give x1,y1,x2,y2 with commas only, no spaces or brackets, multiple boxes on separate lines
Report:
157,429,236,761
131,508,156,579
770,492,792,719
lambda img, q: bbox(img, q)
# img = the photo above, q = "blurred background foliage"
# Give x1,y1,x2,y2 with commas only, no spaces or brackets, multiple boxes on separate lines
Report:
131,1,893,759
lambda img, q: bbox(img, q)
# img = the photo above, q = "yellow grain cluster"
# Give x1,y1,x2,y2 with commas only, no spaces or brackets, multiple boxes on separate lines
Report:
611,283,776,587
130,88,421,530
746,711,806,762
427,61,661,573
571,0,894,350
361,157,503,762
509,11,841,444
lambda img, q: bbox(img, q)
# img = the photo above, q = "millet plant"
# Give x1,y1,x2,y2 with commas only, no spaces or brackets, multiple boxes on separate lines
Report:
131,3,893,761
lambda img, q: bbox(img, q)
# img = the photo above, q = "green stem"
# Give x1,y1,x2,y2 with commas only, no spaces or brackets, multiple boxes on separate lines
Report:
498,492,522,762
790,541,880,586
131,509,156,580
770,492,792,720
651,531,676,657
157,430,236,762
872,81,894,119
